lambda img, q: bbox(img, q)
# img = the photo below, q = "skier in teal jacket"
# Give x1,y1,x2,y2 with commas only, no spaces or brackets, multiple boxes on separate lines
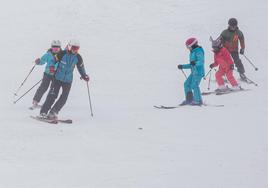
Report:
178,38,205,105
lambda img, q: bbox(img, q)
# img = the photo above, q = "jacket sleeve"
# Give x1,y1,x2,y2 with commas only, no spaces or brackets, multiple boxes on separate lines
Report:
194,50,204,67
76,54,87,76
182,64,191,69
238,30,245,49
39,53,50,65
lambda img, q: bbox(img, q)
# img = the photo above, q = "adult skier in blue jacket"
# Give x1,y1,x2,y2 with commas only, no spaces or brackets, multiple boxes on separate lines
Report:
177,38,205,106
32,40,62,109
40,39,89,119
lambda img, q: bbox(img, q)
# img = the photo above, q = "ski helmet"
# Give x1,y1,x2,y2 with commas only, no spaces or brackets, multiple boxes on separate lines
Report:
67,39,80,53
68,39,80,47
185,38,198,49
211,38,223,52
228,18,238,27
51,40,61,47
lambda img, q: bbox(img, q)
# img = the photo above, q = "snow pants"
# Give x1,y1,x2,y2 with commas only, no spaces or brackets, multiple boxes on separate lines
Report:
33,73,54,103
184,74,202,103
215,68,238,86
230,51,245,74
40,79,72,115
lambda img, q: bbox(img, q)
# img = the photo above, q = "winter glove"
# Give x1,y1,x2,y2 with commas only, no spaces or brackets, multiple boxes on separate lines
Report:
190,61,196,66
240,48,244,55
177,65,183,69
209,63,214,69
49,66,55,73
35,58,40,64
230,64,234,70
81,74,90,82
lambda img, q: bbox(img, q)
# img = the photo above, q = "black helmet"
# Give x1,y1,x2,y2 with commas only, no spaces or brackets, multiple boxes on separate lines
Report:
228,18,238,26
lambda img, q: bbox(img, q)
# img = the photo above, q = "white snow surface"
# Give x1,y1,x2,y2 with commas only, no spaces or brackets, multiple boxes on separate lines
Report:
0,0,268,187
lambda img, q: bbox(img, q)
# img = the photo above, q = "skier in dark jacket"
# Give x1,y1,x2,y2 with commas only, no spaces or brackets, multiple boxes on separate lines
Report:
39,39,89,120
220,18,247,81
32,40,62,109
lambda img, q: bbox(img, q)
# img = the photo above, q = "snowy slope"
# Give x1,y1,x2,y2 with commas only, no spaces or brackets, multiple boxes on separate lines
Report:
0,0,268,187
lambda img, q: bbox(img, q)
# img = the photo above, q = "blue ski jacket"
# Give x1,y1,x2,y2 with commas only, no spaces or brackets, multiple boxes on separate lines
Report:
55,50,87,83
37,50,59,76
182,46,205,77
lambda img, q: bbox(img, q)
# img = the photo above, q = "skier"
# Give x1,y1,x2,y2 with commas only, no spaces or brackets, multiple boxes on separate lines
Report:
209,38,241,92
31,40,62,109
39,39,89,120
220,18,247,81
177,38,205,106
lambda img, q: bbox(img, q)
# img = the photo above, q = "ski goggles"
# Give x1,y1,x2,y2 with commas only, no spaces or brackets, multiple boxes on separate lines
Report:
51,46,61,53
70,46,80,53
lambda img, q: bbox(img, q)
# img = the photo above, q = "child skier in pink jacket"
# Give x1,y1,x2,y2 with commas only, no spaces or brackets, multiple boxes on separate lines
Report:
209,38,240,92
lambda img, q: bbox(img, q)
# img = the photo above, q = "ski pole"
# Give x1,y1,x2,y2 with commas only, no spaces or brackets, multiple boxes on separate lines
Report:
234,69,258,87
14,64,36,96
243,75,258,86
207,69,212,90
13,79,42,104
181,69,187,79
242,54,258,71
203,69,212,80
86,81,94,117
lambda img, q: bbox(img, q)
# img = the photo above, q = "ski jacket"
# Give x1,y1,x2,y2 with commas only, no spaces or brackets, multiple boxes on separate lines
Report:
211,47,234,70
220,28,245,52
182,46,205,77
37,50,59,76
54,50,87,83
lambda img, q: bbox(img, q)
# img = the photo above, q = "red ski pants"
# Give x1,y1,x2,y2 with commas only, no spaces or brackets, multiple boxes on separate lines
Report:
215,68,238,86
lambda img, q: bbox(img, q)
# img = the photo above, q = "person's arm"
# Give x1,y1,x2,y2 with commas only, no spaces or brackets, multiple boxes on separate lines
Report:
76,54,89,81
193,50,204,67
38,52,49,65
238,30,245,54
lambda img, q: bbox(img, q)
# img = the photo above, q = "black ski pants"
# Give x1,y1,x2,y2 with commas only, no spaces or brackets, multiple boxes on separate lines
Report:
230,51,245,74
33,73,54,103
40,79,72,115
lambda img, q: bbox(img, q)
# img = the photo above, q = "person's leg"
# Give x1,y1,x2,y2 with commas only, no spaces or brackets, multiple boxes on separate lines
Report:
33,73,53,103
50,82,72,115
183,74,193,102
40,80,61,115
226,70,238,86
191,75,202,104
230,52,245,78
216,69,226,86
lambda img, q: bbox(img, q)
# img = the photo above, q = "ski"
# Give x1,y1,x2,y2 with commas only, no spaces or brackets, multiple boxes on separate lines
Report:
154,103,224,109
30,116,73,124
215,88,250,95
154,105,180,109
202,88,250,96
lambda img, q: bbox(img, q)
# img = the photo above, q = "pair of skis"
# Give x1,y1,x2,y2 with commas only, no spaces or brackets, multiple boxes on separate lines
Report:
155,87,251,109
29,105,72,124
154,103,224,109
30,116,72,124
202,88,250,96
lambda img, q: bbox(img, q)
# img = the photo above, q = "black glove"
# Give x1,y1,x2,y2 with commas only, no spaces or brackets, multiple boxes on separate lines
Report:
177,65,183,69
190,61,196,66
209,63,214,69
81,74,90,82
240,48,244,55
230,64,234,70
